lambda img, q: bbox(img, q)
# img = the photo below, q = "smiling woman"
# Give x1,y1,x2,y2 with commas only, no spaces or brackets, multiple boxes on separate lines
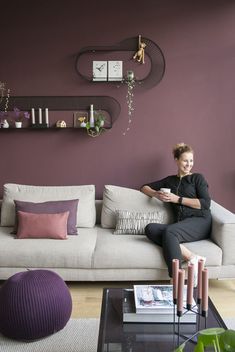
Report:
140,143,212,285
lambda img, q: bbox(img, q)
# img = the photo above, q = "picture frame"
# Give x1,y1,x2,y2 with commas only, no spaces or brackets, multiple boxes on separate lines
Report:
108,61,123,81
73,111,88,128
93,61,108,81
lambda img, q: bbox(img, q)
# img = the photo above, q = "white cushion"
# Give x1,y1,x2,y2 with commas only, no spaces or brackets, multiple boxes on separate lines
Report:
114,210,164,235
101,185,173,228
1,184,96,228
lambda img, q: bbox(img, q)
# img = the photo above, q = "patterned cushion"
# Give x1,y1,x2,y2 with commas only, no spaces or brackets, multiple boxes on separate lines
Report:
114,210,164,235
0,270,72,340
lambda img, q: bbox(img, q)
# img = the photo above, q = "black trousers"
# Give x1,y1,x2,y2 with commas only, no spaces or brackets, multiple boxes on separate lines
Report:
145,216,212,277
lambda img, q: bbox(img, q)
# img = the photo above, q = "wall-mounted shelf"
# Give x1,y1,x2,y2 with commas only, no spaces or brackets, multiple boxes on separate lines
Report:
75,37,165,89
0,96,121,132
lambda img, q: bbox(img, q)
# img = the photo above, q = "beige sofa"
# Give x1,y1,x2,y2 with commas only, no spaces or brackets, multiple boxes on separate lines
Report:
0,184,235,281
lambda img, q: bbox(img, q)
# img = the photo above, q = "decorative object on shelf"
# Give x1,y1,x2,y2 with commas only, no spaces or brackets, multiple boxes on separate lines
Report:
108,61,123,81
89,104,95,127
0,81,11,128
76,36,165,89
133,35,147,64
31,108,49,127
2,119,9,128
12,107,30,128
93,61,108,81
86,109,106,137
122,70,135,136
56,120,67,128
73,111,88,128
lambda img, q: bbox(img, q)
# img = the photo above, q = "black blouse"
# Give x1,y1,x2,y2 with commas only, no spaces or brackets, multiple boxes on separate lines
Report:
142,173,211,221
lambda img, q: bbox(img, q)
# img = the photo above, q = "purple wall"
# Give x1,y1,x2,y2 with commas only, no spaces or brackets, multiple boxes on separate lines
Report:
1,0,235,211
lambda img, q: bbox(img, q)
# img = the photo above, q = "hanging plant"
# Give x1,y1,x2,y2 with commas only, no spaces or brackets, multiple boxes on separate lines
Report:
122,70,135,136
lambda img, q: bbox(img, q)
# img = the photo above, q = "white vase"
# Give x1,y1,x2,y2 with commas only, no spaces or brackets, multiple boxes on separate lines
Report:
15,121,22,128
2,119,9,128
89,104,95,128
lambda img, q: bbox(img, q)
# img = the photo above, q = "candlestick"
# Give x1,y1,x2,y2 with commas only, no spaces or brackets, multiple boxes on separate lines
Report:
172,259,179,304
177,269,185,317
45,108,49,126
31,108,35,124
38,108,42,124
186,263,194,310
202,268,208,317
197,259,205,304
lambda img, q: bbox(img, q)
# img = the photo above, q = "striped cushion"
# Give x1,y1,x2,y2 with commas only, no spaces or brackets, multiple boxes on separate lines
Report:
114,210,164,235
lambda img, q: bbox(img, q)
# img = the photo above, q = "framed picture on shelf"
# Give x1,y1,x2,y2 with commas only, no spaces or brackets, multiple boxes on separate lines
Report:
73,111,88,128
108,61,123,81
93,61,108,81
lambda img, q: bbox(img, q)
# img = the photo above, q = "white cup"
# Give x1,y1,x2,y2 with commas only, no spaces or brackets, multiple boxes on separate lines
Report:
160,188,171,193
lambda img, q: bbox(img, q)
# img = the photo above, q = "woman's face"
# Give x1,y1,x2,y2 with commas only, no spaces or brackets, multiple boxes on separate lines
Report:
176,152,194,176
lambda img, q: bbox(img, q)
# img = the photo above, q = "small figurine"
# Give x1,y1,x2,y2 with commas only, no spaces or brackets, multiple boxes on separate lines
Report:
56,120,67,128
133,35,146,64
78,116,87,128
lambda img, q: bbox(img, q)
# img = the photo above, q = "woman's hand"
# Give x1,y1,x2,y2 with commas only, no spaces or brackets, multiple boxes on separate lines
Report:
158,191,179,203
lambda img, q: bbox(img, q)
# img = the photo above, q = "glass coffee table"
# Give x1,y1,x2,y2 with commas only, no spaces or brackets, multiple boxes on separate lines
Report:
97,288,227,352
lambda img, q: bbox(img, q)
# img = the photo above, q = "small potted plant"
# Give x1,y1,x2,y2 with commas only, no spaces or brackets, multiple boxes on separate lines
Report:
12,107,30,128
85,111,106,137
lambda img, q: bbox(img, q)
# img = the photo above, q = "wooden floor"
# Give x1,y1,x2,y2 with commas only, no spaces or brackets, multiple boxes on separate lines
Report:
68,279,235,320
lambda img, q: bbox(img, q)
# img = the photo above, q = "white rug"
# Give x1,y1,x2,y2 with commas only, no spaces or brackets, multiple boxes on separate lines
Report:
0,318,99,352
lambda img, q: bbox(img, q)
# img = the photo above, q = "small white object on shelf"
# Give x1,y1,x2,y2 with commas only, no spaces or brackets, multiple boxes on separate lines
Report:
31,108,35,124
38,108,42,124
45,108,49,126
89,104,95,127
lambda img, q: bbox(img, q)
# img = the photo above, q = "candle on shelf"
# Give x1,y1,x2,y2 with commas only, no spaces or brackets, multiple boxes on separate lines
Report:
186,263,194,310
172,259,179,304
197,259,205,304
38,108,42,124
45,108,49,126
177,269,185,317
31,108,35,125
202,268,208,317
89,104,95,127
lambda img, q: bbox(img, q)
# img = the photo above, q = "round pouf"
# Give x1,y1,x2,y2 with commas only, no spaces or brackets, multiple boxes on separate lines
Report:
0,270,72,340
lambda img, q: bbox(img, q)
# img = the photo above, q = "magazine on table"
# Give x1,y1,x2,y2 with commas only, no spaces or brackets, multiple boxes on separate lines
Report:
123,289,196,323
134,285,196,314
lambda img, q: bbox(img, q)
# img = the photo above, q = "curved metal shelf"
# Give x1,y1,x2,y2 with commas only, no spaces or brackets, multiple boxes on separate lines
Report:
75,36,165,89
7,96,121,125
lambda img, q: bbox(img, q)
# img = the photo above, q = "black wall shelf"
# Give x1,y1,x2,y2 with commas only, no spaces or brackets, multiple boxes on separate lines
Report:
75,37,165,89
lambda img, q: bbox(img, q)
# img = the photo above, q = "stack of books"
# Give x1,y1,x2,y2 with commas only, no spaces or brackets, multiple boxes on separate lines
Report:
123,285,197,323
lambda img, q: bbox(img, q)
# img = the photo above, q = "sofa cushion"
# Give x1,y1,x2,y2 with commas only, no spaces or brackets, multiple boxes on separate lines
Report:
101,185,173,228
114,209,164,234
16,211,69,240
14,199,79,235
1,184,96,228
0,227,98,269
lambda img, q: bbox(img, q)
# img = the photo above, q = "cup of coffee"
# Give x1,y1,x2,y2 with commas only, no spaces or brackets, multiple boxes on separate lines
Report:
160,188,171,194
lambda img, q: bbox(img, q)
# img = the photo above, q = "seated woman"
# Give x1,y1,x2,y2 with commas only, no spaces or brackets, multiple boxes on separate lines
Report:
140,143,211,286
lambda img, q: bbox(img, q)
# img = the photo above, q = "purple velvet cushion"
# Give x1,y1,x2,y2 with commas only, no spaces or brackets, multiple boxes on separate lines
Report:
0,270,72,340
14,199,79,235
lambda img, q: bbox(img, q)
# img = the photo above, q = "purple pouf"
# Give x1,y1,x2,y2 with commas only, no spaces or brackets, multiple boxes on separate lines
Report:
0,270,72,340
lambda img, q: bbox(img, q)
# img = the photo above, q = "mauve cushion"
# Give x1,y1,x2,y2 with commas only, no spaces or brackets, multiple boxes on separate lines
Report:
14,199,79,235
16,211,69,239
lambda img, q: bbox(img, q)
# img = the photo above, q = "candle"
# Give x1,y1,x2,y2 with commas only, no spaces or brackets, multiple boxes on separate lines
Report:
197,259,205,303
186,263,194,309
31,108,35,124
202,268,208,317
45,108,49,126
172,259,179,304
39,108,42,124
177,269,185,317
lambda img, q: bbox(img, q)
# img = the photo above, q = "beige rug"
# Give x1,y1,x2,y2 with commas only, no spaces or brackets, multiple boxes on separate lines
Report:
0,318,99,352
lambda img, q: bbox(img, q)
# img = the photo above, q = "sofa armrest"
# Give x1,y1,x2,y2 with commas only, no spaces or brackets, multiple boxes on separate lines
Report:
211,200,235,265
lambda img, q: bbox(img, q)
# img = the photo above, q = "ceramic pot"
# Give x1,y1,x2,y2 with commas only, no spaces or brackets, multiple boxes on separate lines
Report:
15,121,22,128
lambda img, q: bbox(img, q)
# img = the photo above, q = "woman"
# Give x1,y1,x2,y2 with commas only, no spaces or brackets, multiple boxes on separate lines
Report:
140,143,211,286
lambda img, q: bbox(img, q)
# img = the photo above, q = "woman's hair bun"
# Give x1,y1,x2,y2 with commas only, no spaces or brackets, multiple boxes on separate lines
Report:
172,142,193,159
